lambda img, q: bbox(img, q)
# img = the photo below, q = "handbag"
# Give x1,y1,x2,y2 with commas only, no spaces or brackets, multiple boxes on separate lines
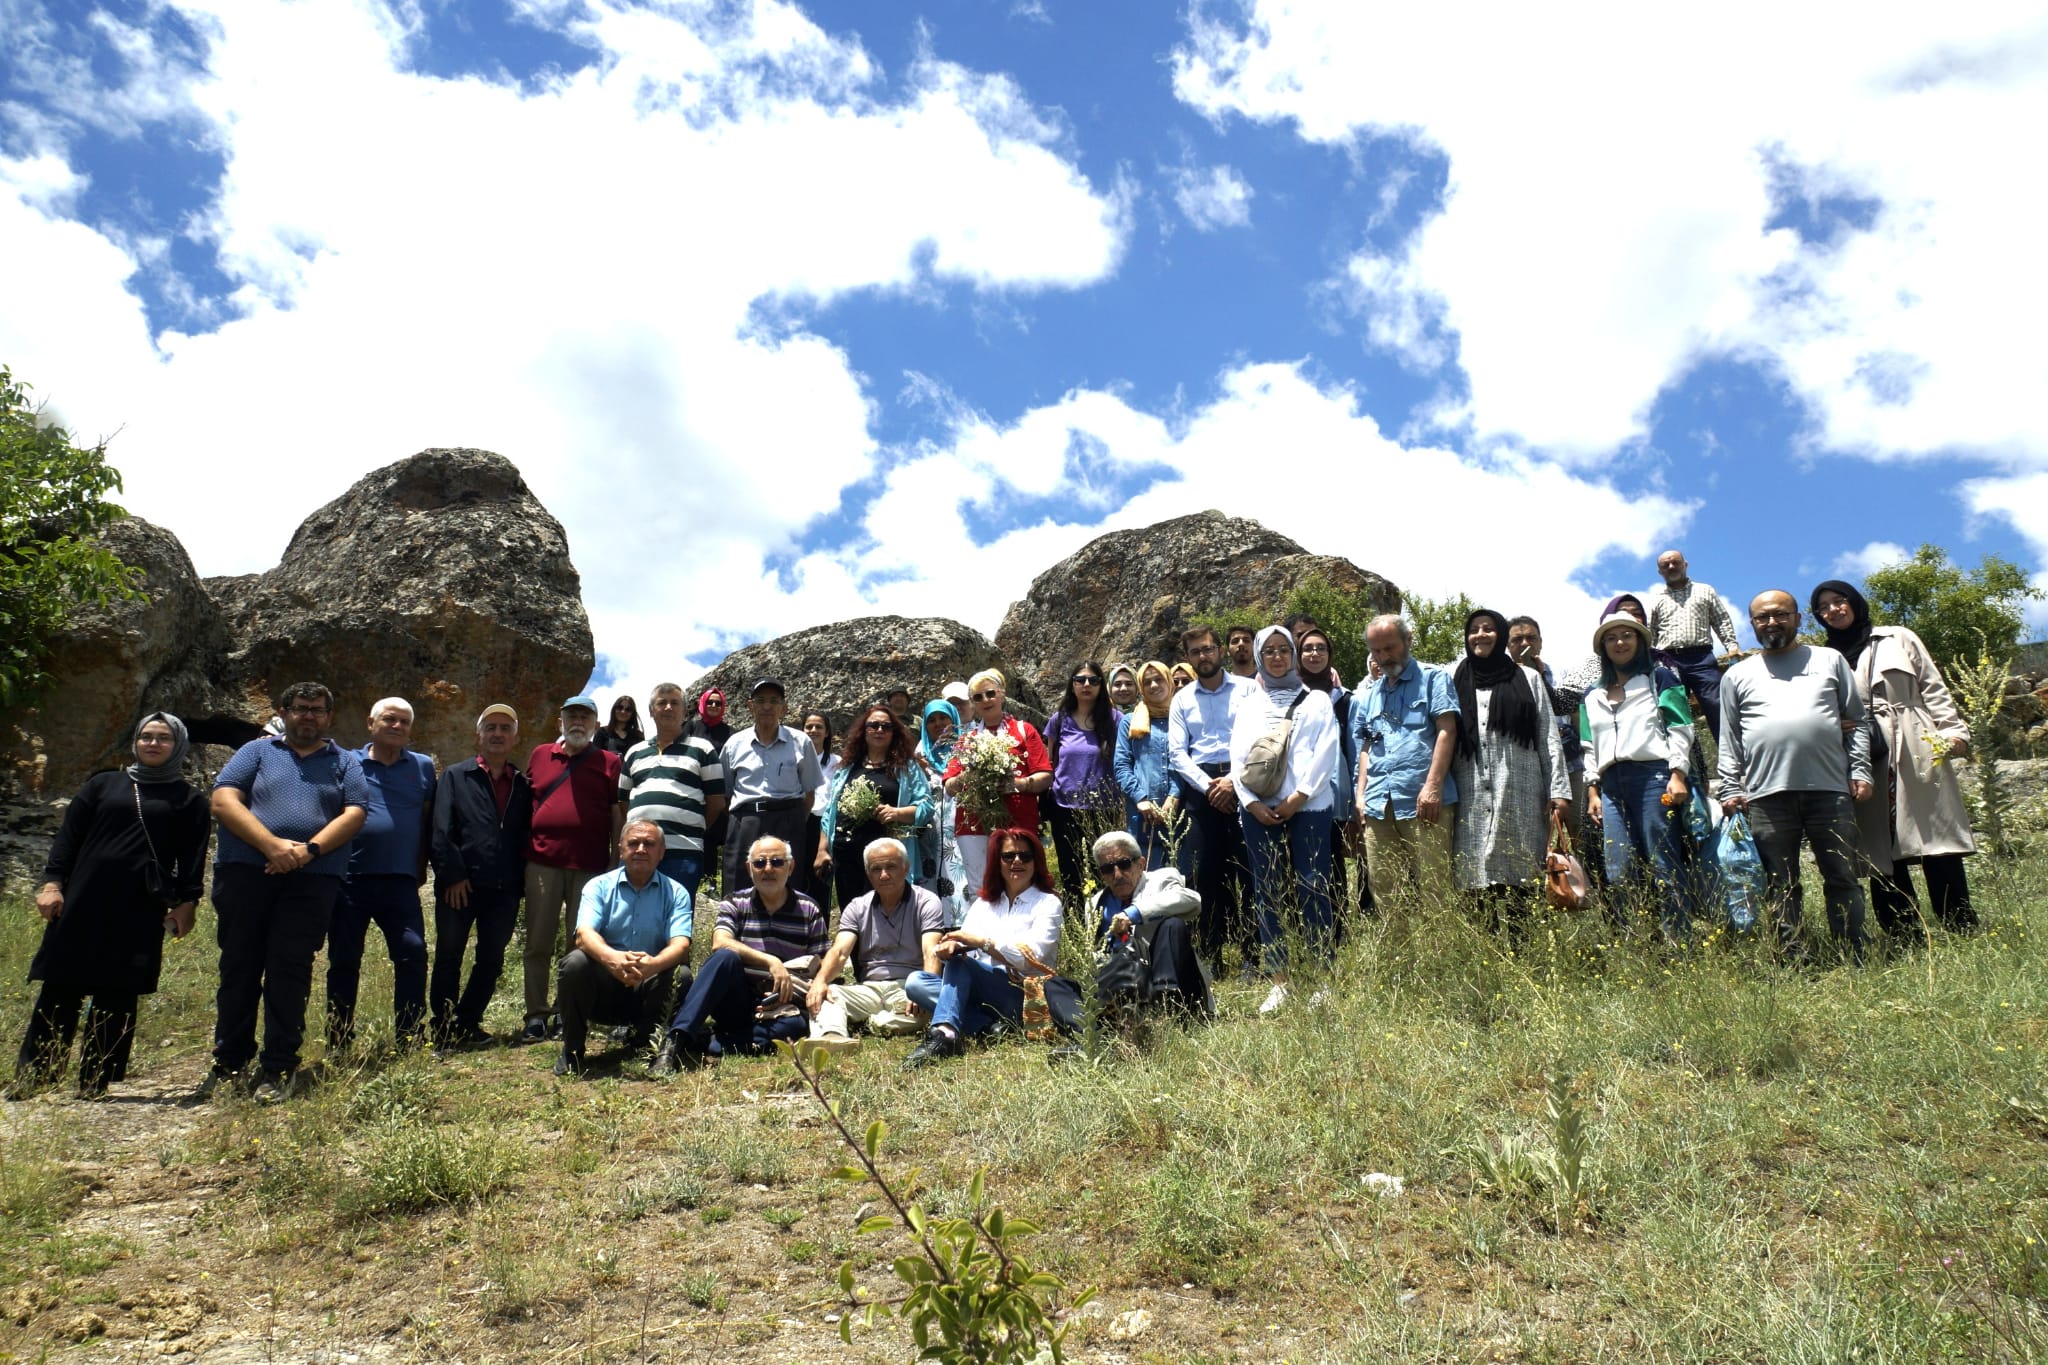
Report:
1543,810,1589,911
132,780,174,912
1240,690,1307,800
1009,944,1083,1040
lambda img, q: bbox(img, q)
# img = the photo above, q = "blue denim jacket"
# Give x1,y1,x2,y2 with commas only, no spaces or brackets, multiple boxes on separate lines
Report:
1352,663,1461,820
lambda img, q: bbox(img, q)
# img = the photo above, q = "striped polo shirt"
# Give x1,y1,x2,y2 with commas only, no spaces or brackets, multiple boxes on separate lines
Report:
716,888,828,964
617,733,725,855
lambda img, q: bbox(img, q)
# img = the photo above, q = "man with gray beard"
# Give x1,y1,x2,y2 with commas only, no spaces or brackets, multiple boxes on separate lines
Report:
1717,591,1872,964
520,695,624,1043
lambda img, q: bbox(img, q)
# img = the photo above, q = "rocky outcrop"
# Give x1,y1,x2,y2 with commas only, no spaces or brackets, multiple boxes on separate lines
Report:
994,511,1399,706
688,616,1045,735
0,448,593,814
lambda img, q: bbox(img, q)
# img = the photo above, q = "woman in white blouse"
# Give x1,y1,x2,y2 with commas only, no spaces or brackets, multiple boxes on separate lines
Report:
902,828,1064,1066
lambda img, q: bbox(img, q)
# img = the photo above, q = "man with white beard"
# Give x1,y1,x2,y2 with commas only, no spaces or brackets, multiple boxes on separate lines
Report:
520,695,624,1043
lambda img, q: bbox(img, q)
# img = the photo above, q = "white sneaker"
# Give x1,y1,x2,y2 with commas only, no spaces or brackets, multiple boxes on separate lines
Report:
1258,984,1288,1016
800,1035,860,1060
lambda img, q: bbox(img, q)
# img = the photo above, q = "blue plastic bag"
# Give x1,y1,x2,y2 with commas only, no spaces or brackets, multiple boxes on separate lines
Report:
1711,810,1766,932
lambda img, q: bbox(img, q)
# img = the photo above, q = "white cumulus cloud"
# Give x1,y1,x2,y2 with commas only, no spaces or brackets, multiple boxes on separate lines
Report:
1170,161,1254,231
1830,540,1911,580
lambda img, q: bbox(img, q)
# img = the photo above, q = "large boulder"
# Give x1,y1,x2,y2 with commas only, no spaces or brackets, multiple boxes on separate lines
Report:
212,448,593,765
994,511,1399,707
690,616,1046,737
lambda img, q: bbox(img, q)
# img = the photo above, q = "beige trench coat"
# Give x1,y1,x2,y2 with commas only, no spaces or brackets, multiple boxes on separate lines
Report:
1852,626,1975,864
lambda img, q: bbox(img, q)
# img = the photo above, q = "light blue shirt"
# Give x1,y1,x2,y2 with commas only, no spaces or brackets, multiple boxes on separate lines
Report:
1167,671,1249,789
576,866,694,955
1353,663,1461,820
720,725,825,804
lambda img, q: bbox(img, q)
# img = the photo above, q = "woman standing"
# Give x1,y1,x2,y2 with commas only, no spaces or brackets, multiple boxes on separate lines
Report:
1106,663,1140,716
1810,580,1977,937
1228,626,1339,1015
1296,626,1369,920
797,710,840,906
1042,662,1121,907
7,714,209,1100
597,696,643,757
1170,663,1198,694
1113,662,1179,870
1451,609,1570,932
941,670,1052,897
1579,614,1694,939
916,697,967,917
816,705,933,908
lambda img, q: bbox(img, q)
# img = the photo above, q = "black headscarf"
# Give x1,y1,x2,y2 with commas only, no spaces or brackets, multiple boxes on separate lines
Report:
1810,579,1873,665
1452,609,1541,758
1295,628,1336,693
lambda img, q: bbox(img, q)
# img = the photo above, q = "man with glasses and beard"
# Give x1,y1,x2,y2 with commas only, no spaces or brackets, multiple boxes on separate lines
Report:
1717,590,1873,964
518,695,624,1044
1167,625,1255,974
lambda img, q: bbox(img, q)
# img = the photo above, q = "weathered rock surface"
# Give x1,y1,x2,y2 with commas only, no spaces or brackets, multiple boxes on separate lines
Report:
994,510,1400,706
688,616,1045,735
1,449,592,829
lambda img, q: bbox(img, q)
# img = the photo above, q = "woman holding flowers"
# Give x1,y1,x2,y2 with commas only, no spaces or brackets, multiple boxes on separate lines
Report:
942,669,1052,898
1579,613,1694,940
1810,580,1976,939
1114,662,1179,870
815,705,933,909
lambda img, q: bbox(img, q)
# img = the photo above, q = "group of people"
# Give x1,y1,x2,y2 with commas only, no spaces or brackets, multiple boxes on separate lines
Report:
6,549,1982,1098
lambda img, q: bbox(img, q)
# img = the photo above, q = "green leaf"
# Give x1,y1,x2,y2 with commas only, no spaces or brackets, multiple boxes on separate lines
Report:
858,1215,896,1235
866,1119,886,1161
831,1165,867,1183
838,1261,855,1294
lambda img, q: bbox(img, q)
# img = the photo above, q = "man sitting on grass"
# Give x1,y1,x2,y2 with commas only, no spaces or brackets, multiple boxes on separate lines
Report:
1087,829,1211,1021
653,835,826,1073
554,821,693,1077
803,838,945,1056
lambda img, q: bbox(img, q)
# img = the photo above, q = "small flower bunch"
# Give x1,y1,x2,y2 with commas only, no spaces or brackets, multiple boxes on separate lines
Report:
1925,733,1952,767
956,727,1023,829
835,774,884,830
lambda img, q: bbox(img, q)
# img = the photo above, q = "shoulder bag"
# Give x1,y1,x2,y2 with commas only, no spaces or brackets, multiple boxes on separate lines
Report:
1239,690,1307,800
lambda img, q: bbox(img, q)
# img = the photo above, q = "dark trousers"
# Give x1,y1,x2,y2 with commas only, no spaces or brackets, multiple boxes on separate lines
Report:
326,874,428,1047
723,803,809,895
1747,790,1867,962
667,946,807,1055
556,949,684,1062
1666,646,1725,742
430,884,520,1036
1046,802,1116,910
1871,853,1975,939
17,985,140,1093
1181,775,1254,969
211,862,342,1078
1099,916,1212,1018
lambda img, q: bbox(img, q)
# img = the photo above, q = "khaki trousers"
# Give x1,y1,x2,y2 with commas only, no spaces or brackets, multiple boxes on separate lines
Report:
809,980,922,1039
1362,811,1454,910
523,863,595,1017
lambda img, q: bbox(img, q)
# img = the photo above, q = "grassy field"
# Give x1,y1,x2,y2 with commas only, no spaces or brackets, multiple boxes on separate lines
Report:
1,850,2045,1363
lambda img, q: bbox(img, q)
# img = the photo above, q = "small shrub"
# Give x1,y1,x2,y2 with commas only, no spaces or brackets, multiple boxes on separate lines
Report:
1137,1148,1261,1277
616,1170,707,1220
353,1123,520,1214
679,1269,726,1311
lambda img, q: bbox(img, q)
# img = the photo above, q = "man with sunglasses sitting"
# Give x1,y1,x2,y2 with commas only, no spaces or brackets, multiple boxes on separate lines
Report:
1087,830,1211,1021
653,835,826,1072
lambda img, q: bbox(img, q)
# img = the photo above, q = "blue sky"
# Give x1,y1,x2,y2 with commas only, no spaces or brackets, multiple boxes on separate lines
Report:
3,0,2043,703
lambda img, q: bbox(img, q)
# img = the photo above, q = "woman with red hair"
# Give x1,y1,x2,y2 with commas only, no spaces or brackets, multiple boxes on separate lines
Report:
902,828,1063,1066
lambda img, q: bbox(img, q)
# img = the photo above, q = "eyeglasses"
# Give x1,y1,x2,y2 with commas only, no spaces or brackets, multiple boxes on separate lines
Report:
1095,857,1134,875
973,689,1001,702
998,850,1034,865
1751,610,1796,623
1298,643,1328,654
750,856,789,870
1071,675,1101,686
1187,645,1220,657
286,705,329,717
136,734,174,745
865,720,894,731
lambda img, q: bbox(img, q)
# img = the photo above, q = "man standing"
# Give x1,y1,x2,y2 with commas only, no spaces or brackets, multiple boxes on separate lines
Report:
1167,625,1254,972
327,697,434,1052
1645,549,1741,742
1225,624,1259,679
618,683,725,903
520,695,623,1043
554,820,693,1076
1718,590,1873,963
205,682,369,1102
718,678,823,895
1351,614,1461,910
429,704,533,1048
654,836,827,1071
803,837,945,1055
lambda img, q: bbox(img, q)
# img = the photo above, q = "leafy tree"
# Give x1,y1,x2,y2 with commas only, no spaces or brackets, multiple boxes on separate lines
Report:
1279,579,1382,687
1403,591,1477,666
1861,544,2043,670
0,365,140,706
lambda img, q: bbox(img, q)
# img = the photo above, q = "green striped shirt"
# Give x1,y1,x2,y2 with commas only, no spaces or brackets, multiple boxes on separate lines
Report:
618,734,725,854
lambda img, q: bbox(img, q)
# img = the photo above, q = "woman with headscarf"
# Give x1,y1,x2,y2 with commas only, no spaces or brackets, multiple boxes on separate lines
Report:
1042,661,1121,908
1170,662,1198,694
1810,580,1977,938
684,687,735,890
1451,609,1570,931
1296,625,1371,920
941,669,1052,901
7,714,209,1100
1228,626,1340,1015
1578,613,1695,940
915,696,968,917
1106,663,1140,716
598,696,644,757
1113,662,1180,870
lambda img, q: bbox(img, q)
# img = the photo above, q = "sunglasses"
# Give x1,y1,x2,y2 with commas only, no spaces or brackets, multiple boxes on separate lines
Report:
1071,675,1101,685
998,850,1035,865
750,856,790,870
973,689,1001,702
1095,857,1135,875
865,720,895,731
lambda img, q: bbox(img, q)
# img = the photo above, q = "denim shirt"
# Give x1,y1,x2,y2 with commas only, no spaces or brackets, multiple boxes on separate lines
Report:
1352,663,1461,820
1112,711,1172,810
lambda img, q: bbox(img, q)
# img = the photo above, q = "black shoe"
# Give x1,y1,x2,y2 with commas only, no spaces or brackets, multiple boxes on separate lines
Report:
251,1071,296,1105
521,1016,548,1045
194,1067,241,1102
553,1050,583,1078
902,1031,962,1070
607,1024,634,1045
436,1023,492,1055
650,1031,704,1077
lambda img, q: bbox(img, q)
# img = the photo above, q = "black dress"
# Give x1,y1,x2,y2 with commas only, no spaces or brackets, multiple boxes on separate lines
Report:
829,761,903,910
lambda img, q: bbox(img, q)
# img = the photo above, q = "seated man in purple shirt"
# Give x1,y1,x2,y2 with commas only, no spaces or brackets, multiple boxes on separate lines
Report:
653,835,827,1072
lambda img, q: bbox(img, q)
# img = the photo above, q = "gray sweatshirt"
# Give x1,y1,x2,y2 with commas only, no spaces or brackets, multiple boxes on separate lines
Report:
1716,644,1870,800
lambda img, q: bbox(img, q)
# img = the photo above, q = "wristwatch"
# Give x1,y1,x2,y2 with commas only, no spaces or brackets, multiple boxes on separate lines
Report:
306,839,322,858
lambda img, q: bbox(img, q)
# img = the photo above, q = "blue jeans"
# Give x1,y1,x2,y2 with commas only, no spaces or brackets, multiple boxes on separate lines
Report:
917,956,1025,1037
1597,762,1687,938
658,852,703,906
326,874,428,1046
666,947,807,1055
1239,805,1336,972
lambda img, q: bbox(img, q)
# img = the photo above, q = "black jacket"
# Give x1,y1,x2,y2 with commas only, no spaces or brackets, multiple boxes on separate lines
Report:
431,758,533,892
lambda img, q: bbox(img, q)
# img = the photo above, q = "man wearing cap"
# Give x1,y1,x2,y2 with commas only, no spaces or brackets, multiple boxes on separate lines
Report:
519,695,623,1044
617,682,725,903
429,704,534,1048
718,678,824,895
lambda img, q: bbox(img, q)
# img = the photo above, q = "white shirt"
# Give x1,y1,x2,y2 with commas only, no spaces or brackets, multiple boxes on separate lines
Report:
1227,683,1338,810
957,885,1063,973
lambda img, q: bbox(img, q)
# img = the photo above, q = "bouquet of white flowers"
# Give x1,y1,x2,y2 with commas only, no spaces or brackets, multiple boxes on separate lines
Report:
955,727,1023,829
834,774,884,831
